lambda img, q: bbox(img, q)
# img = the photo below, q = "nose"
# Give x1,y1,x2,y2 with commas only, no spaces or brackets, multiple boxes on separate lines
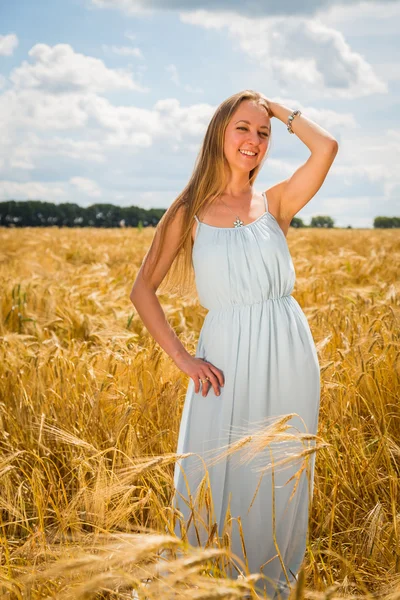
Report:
245,130,262,146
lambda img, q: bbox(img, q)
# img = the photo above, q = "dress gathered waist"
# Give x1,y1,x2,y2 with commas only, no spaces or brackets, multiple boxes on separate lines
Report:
205,294,293,316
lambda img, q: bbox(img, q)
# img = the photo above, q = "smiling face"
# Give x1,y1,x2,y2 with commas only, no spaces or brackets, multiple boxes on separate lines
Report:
223,99,271,174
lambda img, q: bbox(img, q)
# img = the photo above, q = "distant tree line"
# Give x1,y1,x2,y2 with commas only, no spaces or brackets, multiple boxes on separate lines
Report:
0,200,164,228
0,200,398,229
291,215,400,229
372,216,400,228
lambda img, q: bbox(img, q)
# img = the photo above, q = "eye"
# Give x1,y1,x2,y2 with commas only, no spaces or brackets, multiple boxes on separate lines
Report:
237,127,269,137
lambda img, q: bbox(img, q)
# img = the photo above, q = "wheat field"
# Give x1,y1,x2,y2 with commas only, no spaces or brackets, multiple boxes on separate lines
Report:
0,225,399,599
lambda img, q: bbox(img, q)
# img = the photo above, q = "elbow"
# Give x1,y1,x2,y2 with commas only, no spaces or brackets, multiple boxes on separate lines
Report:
129,294,136,308
328,138,339,154
129,285,139,305
129,273,144,305
129,279,155,305
318,138,338,160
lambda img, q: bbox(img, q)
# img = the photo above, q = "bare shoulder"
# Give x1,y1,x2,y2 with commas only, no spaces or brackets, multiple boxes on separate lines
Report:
165,201,188,231
154,201,188,254
135,202,188,293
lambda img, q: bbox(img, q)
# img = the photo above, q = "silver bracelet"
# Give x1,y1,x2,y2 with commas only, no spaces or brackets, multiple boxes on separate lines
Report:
287,109,301,134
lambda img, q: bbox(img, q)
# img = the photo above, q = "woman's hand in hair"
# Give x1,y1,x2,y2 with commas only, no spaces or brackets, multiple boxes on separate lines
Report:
260,94,275,118
174,353,225,398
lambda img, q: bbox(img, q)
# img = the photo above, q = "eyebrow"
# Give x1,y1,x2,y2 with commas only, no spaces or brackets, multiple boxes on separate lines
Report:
235,119,270,131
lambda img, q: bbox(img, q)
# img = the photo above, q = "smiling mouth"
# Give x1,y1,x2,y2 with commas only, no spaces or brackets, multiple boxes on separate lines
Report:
239,149,257,157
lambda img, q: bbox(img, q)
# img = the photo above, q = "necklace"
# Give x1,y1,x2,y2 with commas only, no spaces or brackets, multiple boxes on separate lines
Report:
218,196,247,227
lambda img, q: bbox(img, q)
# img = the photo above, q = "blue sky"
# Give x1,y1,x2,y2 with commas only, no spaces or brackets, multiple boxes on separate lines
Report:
0,0,399,227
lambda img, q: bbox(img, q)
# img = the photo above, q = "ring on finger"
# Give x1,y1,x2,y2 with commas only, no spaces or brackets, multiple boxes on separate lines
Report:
200,377,210,383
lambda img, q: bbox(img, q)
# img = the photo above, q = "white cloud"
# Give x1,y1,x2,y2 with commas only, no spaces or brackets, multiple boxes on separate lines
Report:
70,176,102,197
313,195,371,213
10,43,148,93
273,98,358,130
37,136,106,163
4,134,106,171
334,128,400,198
0,180,66,201
0,43,157,172
0,85,214,175
92,0,154,15
330,164,389,184
0,89,89,131
317,1,400,37
153,97,214,138
180,11,387,99
80,94,158,146
102,44,144,58
0,33,18,56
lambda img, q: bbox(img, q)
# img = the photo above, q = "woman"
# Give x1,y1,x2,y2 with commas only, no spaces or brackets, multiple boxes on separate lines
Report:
130,90,338,598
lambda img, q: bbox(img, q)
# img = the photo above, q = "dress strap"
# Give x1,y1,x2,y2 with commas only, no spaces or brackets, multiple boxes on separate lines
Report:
193,214,201,243
262,191,269,213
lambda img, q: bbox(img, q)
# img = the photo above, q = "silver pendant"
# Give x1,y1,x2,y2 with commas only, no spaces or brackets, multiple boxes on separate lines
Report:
233,216,244,227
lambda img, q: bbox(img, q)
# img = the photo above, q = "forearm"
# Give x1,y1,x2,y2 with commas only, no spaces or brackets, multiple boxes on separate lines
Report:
268,100,338,153
130,284,191,365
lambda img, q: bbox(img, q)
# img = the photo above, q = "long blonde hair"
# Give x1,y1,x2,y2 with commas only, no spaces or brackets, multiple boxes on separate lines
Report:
140,89,273,299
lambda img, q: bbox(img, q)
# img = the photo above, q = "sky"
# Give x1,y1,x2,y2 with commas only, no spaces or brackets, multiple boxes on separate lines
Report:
0,0,399,228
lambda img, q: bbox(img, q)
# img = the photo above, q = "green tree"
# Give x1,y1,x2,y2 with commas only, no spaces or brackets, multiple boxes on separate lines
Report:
290,216,305,228
310,215,335,228
374,216,400,228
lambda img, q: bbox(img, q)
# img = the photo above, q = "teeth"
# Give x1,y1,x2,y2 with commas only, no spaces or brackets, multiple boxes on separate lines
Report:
239,149,256,156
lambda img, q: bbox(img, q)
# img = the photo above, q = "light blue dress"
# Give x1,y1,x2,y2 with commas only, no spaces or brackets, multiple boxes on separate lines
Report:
172,191,320,598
